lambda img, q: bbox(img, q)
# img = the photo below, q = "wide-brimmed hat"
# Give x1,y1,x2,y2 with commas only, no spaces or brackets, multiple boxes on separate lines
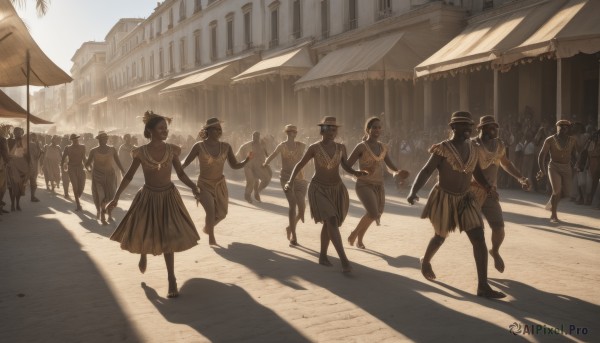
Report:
477,115,499,129
284,124,297,132
448,111,474,126
317,116,341,127
69,133,80,140
95,131,108,139
556,119,572,126
203,117,223,129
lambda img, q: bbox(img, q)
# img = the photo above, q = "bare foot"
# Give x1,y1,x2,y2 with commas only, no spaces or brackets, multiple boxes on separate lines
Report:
347,232,356,246
138,255,147,274
357,241,366,249
319,257,333,267
550,216,560,223
342,261,353,273
289,239,298,246
254,193,261,202
208,236,218,246
244,194,253,204
477,284,506,299
489,249,505,273
420,257,436,281
167,278,179,298
96,210,101,220
285,226,291,241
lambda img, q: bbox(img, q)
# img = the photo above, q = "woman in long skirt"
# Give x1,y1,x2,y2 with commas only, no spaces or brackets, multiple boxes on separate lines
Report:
107,111,201,298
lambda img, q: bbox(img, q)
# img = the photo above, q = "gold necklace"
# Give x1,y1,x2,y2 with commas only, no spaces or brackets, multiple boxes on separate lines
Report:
143,143,171,170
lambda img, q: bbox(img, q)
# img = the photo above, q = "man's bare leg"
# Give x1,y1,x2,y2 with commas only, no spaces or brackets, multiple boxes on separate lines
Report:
325,217,352,273
319,224,332,266
421,234,445,281
139,254,147,273
164,253,178,298
489,226,505,273
466,228,506,299
550,194,560,222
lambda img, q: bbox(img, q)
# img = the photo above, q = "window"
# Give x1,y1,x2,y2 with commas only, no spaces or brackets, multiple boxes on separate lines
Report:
169,41,174,73
320,0,329,39
292,0,301,39
132,62,137,79
150,53,155,79
141,57,146,81
194,0,202,13
347,0,357,31
150,24,154,40
179,0,186,21
194,30,202,65
226,13,234,56
269,2,279,48
210,21,218,61
169,8,174,29
377,0,392,20
180,38,186,71
157,17,162,36
243,4,253,49
159,48,164,76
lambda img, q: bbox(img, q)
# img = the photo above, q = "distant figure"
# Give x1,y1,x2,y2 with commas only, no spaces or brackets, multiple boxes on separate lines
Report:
285,117,368,273
182,118,252,246
407,111,505,299
27,133,43,202
85,131,125,224
263,124,308,246
107,111,201,298
61,134,87,211
0,123,11,214
346,117,408,250
236,131,271,203
537,120,578,222
42,135,62,192
60,135,71,199
118,133,136,169
7,127,29,211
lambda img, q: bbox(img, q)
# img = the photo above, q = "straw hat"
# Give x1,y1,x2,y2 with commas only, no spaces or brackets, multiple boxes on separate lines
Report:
284,124,297,132
476,115,499,129
448,111,474,126
95,131,108,139
317,116,341,127
203,117,223,129
69,134,80,140
555,119,571,126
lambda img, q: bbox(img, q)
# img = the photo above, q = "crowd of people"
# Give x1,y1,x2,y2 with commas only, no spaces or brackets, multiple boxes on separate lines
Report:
1,109,598,300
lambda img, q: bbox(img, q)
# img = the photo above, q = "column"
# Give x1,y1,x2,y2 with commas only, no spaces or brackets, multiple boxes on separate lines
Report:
297,89,304,128
384,78,391,128
598,58,600,126
459,73,469,110
281,76,286,124
364,79,371,121
493,68,499,120
320,86,326,117
423,79,432,128
556,58,562,120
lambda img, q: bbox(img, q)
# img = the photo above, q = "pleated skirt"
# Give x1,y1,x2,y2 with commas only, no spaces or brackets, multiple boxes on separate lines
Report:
421,184,483,237
308,179,349,226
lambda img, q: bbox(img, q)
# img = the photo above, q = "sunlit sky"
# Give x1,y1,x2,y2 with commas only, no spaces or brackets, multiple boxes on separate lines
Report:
16,0,158,74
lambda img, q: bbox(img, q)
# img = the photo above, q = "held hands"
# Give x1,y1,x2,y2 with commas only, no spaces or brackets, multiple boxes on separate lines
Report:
393,170,410,186
536,170,545,181
519,177,531,191
407,193,419,205
105,198,118,212
283,181,292,193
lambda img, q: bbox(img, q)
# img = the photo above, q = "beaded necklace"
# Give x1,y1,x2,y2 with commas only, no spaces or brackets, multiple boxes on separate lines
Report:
142,143,171,170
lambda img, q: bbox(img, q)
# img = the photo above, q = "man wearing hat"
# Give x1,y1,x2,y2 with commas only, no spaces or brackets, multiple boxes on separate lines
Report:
537,120,578,223
85,131,125,224
236,131,272,203
284,116,368,273
42,135,63,192
470,115,531,273
61,134,87,211
263,124,308,245
407,111,506,298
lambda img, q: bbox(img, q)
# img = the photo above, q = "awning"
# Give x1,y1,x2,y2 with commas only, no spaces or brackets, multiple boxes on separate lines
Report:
0,0,72,87
415,0,566,78
295,31,444,90
0,89,53,124
118,79,171,100
91,96,107,106
496,0,600,67
232,47,313,83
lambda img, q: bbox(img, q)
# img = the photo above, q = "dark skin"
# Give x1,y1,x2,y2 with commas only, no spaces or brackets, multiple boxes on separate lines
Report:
107,119,201,298
85,136,126,223
182,124,252,245
8,128,25,211
407,122,505,299
346,119,406,249
285,125,368,273
61,138,87,211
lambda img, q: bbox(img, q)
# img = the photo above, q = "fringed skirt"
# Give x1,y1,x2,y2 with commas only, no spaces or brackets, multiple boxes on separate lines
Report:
308,179,349,226
355,179,385,225
421,184,483,237
110,183,200,255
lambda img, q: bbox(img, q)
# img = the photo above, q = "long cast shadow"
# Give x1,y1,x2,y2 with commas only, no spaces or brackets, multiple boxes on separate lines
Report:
142,279,310,342
214,242,531,342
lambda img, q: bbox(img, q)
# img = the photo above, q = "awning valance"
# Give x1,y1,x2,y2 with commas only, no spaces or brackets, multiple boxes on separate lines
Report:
295,31,443,90
0,89,53,124
496,0,600,67
160,64,233,93
118,79,171,100
232,47,313,83
0,0,72,87
415,0,565,78
91,96,108,106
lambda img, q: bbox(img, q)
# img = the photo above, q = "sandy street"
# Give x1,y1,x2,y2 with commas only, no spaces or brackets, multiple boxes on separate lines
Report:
1,171,598,343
